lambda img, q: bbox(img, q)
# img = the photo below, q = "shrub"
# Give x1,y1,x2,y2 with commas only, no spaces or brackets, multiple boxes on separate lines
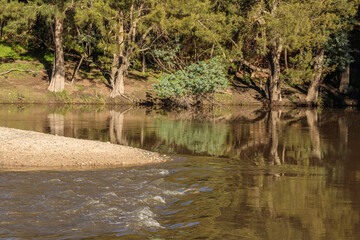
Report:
154,57,228,107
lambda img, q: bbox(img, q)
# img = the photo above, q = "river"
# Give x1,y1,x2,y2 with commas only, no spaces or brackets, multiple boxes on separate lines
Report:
0,105,359,239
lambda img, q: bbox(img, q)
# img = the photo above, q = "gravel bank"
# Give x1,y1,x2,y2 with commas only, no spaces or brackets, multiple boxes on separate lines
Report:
0,127,168,169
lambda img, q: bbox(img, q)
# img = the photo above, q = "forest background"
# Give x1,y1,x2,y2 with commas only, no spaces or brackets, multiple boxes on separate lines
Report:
0,0,359,107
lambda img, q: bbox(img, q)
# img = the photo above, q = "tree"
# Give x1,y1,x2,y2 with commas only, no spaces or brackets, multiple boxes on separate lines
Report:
230,0,307,103
34,0,75,92
0,0,36,44
160,0,229,63
83,0,163,98
299,0,358,104
225,0,358,105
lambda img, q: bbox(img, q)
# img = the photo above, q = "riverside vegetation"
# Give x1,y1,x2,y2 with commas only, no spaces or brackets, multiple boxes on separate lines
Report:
0,0,359,107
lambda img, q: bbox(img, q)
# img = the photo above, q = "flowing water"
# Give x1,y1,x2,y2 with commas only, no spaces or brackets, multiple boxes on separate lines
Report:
0,105,360,239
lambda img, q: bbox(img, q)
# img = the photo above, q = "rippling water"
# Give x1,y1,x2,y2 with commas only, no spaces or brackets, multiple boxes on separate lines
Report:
0,105,360,239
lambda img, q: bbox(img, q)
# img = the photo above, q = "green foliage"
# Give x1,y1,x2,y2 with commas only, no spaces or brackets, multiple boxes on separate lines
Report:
0,0,359,103
154,57,228,107
282,50,314,85
152,41,182,70
0,43,31,60
0,43,19,59
0,0,37,44
325,32,353,72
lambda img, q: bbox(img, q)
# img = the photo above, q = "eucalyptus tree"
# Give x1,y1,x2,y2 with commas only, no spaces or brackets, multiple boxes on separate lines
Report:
155,0,229,68
237,0,313,103
32,0,76,92
228,0,358,105
224,0,304,103
280,0,359,104
79,0,164,98
302,0,358,104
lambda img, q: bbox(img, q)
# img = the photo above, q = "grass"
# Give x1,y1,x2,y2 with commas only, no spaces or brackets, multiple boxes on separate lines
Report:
0,42,166,105
49,90,73,104
0,42,53,62
76,85,85,91
0,62,43,71
0,42,51,78
0,88,32,103
0,62,44,78
214,92,232,104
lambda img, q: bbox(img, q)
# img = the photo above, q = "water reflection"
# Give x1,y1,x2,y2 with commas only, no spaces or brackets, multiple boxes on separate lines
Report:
0,105,359,170
306,109,321,159
0,105,360,239
48,113,65,136
109,109,128,146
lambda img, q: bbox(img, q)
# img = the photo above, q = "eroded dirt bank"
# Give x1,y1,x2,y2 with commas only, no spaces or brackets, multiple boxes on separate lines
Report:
0,127,168,168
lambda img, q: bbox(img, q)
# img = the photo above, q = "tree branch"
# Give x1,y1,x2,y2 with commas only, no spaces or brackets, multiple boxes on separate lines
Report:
229,58,271,74
0,68,46,76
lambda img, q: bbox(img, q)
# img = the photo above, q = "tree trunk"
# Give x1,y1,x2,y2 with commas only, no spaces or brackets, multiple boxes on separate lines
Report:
142,52,146,73
48,17,65,92
110,64,125,98
110,13,127,98
71,55,85,84
305,50,325,105
266,42,283,104
0,20,3,38
110,53,119,90
339,64,350,94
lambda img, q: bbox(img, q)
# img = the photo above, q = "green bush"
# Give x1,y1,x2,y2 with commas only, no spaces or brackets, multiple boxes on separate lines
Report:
154,57,228,107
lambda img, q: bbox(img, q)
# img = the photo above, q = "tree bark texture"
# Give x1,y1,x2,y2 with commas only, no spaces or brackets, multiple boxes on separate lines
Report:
110,14,127,98
266,41,283,103
305,49,325,105
110,64,126,98
48,17,65,92
142,53,146,73
339,64,350,94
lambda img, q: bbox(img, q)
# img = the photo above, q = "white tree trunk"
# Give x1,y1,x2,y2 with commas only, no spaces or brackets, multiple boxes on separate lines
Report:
110,64,125,98
267,41,283,103
48,17,65,92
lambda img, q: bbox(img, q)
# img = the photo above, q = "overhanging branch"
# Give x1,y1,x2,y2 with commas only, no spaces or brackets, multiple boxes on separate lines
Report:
229,58,270,74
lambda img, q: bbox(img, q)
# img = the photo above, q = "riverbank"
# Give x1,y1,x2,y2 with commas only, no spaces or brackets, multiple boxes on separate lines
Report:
0,127,168,169
0,59,358,107
0,59,267,106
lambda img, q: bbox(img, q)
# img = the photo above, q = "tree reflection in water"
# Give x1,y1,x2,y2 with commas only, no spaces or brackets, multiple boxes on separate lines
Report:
1,105,360,239
48,113,64,136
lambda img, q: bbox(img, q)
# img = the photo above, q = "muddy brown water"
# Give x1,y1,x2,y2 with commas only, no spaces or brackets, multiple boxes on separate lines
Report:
0,105,360,239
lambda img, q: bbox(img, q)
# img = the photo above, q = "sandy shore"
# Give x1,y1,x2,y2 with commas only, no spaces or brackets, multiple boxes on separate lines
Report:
0,127,168,169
